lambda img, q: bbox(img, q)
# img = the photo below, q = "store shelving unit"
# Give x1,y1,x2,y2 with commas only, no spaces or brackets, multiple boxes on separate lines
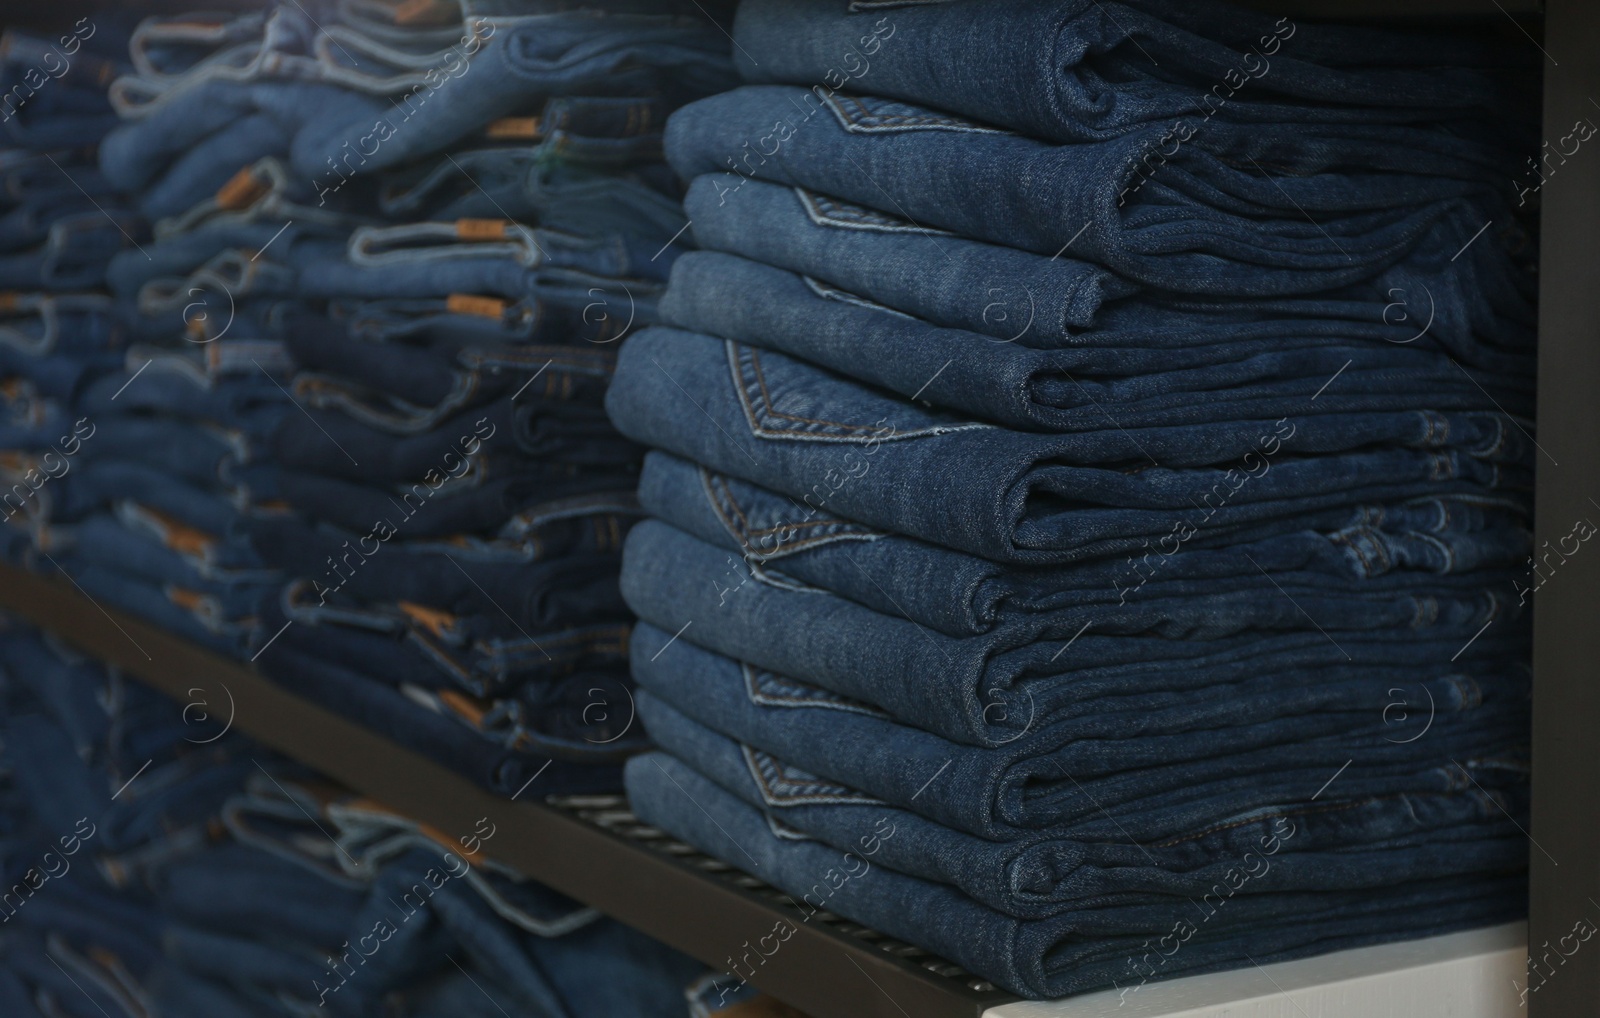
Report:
7,0,1599,1015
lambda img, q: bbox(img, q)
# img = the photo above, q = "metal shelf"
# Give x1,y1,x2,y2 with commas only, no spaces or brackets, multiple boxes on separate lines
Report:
0,561,1015,1018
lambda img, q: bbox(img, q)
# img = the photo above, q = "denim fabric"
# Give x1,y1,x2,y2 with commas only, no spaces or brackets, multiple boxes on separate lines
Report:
63,513,276,616
43,459,258,539
0,293,126,356
245,513,629,632
334,291,631,349
276,466,637,538
0,212,143,291
637,451,1534,638
0,346,118,403
275,572,633,696
0,28,126,151
76,343,292,441
101,75,375,217
0,628,111,758
0,619,705,1013
253,639,627,797
105,219,349,299
606,327,1530,564
278,308,624,422
626,752,1526,999
660,250,1535,434
151,155,371,240
730,0,1534,141
111,5,326,114
380,150,687,241
664,86,1521,299
75,415,257,491
297,243,668,314
290,344,617,436
273,396,637,482
677,176,1536,365
622,517,1526,744
345,219,680,283
638,691,1528,921
291,7,741,177
630,624,1529,841
0,189,117,254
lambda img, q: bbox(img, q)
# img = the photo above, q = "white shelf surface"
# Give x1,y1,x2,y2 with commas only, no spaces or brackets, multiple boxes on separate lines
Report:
985,923,1524,1018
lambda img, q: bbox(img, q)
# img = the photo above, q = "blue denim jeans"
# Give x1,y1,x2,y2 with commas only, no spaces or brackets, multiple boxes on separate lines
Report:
0,213,143,292
638,691,1528,921
246,512,628,633
637,451,1533,638
729,0,1532,139
106,219,348,300
273,573,633,696
677,176,1536,363
62,513,276,616
253,638,628,797
626,751,1526,999
379,149,688,243
101,76,377,218
630,624,1529,841
297,246,669,327
0,618,705,1013
333,291,631,349
76,343,292,443
273,396,638,483
621,516,1527,744
275,465,638,538
659,249,1534,435
290,6,741,179
76,415,262,492
0,29,125,151
664,85,1522,299
605,327,1530,564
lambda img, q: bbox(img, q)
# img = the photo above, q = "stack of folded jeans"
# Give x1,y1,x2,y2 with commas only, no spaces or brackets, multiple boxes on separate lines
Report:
612,0,1539,1000
0,0,745,797
0,26,233,642
0,613,749,1017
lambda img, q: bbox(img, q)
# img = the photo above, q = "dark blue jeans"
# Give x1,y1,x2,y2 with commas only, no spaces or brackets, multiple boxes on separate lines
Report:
659,249,1534,435
621,516,1527,744
729,0,1531,142
677,176,1535,363
626,751,1525,1000
606,327,1530,564
630,623,1529,841
665,86,1521,300
636,451,1532,638
638,690,1528,921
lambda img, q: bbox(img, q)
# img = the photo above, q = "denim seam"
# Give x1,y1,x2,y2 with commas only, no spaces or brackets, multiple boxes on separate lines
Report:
731,340,984,441
796,186,950,236
1152,796,1399,849
742,744,882,806
824,91,1008,135
702,467,879,553
743,662,891,720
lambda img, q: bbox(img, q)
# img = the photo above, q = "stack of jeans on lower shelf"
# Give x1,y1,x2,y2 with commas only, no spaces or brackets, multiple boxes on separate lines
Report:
1,0,744,798
613,0,1540,1000
0,614,735,1017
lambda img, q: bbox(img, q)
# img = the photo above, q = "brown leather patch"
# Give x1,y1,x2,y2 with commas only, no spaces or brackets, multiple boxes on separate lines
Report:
456,218,510,241
446,294,507,319
215,166,270,211
485,116,542,140
392,0,453,26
